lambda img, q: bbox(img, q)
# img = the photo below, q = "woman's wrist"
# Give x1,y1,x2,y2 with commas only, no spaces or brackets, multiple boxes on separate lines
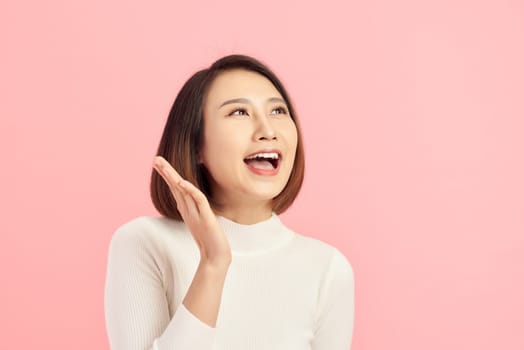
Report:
200,254,232,271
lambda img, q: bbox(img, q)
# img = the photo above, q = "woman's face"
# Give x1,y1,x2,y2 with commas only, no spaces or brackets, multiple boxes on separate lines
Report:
199,69,298,210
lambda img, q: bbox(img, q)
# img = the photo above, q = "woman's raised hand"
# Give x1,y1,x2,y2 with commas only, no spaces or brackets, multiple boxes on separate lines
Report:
152,156,232,266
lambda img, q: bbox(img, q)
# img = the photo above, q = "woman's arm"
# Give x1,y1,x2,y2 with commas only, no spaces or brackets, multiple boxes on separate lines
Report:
104,225,230,350
105,156,233,350
182,257,230,327
311,249,355,350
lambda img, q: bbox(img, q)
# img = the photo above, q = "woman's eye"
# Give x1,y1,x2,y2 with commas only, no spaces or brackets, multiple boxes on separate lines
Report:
228,106,288,117
229,108,249,116
271,106,288,115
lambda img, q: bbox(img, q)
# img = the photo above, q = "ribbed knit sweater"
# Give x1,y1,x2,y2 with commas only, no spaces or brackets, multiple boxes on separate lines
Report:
104,212,354,349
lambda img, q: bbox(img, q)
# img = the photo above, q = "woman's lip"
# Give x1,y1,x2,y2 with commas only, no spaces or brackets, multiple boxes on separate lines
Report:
243,151,283,168
244,158,280,176
244,149,282,159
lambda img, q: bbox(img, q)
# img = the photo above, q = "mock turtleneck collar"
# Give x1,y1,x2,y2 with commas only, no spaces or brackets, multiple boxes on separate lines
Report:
215,212,295,255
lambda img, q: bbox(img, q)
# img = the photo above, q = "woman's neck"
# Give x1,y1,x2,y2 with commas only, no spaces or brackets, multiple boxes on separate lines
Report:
212,202,273,225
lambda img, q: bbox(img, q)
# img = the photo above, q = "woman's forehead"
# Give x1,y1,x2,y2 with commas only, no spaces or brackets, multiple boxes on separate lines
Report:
206,69,283,108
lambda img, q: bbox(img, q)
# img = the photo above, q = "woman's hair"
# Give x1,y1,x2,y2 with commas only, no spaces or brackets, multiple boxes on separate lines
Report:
150,54,305,220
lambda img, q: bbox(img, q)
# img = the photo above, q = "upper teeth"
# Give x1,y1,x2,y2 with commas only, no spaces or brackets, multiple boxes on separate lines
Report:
245,152,279,160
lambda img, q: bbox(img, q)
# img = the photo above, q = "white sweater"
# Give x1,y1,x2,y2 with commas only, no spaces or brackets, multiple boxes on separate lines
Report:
104,212,355,350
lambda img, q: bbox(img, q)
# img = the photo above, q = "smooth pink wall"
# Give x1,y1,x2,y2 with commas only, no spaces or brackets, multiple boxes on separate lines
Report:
1,0,523,349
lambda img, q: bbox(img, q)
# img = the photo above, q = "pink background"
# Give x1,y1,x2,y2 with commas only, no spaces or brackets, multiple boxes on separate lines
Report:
1,0,523,349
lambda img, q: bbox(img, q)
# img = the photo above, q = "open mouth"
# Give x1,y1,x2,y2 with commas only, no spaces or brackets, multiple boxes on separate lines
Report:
243,152,281,170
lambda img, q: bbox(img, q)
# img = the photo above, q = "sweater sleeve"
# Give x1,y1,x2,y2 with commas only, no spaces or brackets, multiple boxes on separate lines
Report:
311,249,355,350
104,224,217,350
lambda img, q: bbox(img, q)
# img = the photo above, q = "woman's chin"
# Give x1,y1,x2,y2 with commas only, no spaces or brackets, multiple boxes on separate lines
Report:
236,189,282,205
249,184,286,199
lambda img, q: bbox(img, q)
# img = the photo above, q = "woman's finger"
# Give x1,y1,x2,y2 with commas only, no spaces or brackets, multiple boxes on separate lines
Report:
179,179,211,214
172,182,189,215
178,180,200,217
153,156,183,185
152,157,189,216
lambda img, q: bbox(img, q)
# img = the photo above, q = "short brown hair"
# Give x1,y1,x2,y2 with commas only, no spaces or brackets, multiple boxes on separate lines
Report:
150,54,305,220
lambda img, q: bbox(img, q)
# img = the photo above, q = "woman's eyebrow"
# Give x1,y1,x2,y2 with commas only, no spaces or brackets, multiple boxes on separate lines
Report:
219,97,286,108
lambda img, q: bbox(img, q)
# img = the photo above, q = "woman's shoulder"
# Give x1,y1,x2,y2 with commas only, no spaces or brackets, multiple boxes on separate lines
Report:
296,233,354,283
285,227,353,268
113,215,184,233
109,215,191,251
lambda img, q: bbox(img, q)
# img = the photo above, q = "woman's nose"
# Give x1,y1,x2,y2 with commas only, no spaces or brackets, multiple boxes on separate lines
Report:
253,115,277,141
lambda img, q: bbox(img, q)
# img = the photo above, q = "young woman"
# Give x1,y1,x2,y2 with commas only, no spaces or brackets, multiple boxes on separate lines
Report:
104,54,355,350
